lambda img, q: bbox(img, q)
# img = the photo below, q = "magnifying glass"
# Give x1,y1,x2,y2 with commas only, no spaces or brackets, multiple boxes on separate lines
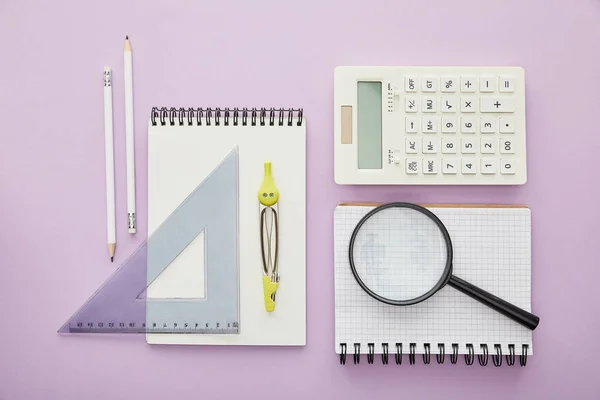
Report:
348,202,540,330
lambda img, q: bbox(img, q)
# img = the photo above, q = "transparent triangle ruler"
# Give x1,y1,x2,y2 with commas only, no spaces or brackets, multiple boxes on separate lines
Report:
59,149,240,334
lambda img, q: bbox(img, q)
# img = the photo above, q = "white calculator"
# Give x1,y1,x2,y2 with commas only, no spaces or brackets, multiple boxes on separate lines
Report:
333,66,527,185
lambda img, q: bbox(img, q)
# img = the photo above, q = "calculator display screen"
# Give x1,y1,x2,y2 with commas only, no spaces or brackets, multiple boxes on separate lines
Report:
357,81,382,169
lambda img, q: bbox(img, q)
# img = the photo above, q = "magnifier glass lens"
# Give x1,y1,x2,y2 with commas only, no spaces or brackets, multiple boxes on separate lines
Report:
351,206,449,302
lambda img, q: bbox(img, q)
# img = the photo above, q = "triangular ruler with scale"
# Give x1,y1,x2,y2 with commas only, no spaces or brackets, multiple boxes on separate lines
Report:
59,148,240,334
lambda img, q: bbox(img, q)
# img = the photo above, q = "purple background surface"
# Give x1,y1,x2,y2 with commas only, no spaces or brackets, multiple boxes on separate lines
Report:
1,0,599,398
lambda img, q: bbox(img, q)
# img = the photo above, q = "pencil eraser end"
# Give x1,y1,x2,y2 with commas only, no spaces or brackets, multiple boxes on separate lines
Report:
128,228,136,234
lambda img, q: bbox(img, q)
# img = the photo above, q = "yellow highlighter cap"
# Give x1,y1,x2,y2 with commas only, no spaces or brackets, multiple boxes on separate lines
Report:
258,162,279,206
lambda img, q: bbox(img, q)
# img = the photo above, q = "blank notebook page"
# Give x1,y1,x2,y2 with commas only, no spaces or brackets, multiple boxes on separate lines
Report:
334,205,533,355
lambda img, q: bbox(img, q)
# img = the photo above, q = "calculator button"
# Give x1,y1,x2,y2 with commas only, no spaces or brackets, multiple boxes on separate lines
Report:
441,117,457,133
461,117,476,133
406,158,420,174
481,159,497,174
406,117,419,133
479,77,496,93
405,97,418,112
480,117,497,133
480,97,515,113
499,117,515,133
405,139,419,154
440,76,457,93
422,117,439,133
423,158,439,174
422,78,437,92
500,159,516,174
500,138,514,154
442,138,457,154
460,77,477,93
461,159,477,174
499,77,515,93
405,77,418,92
422,138,439,154
441,97,457,113
442,159,458,174
461,138,477,154
461,97,477,113
480,138,496,154
422,97,437,113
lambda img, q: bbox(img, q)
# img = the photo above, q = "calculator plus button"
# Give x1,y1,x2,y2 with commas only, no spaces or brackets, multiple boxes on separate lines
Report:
480,138,496,154
422,97,438,113
460,77,477,93
461,159,477,174
500,159,516,174
500,138,515,154
405,77,419,92
481,159,497,174
461,138,477,154
442,159,458,174
480,97,515,113
405,117,419,133
405,138,419,154
422,78,437,92
405,97,418,112
461,118,476,133
480,117,497,133
441,138,457,154
423,158,439,174
461,97,476,113
499,77,515,93
405,158,420,174
499,117,515,133
422,138,439,154
421,117,439,133
441,97,457,113
441,117,457,133
441,76,457,93
479,77,496,93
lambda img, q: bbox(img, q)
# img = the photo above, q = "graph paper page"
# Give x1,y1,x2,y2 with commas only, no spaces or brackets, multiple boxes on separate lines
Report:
334,205,533,355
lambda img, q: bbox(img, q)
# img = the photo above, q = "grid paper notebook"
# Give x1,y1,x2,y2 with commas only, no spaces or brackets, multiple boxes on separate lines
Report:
334,204,533,363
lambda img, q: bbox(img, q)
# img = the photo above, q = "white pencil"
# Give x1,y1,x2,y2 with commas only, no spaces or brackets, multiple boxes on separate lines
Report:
124,35,136,234
103,67,116,261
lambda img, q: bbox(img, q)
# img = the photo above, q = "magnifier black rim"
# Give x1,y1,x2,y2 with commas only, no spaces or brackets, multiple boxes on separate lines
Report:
348,202,454,306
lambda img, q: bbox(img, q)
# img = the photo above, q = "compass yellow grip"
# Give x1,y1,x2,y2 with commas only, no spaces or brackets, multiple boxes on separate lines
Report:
258,162,279,207
262,276,278,312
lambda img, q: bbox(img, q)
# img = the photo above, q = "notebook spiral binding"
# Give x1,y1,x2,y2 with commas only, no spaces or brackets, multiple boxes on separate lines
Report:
338,343,529,367
150,107,303,127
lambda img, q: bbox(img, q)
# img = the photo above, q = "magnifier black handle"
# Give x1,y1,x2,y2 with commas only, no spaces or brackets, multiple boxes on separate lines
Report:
448,275,540,330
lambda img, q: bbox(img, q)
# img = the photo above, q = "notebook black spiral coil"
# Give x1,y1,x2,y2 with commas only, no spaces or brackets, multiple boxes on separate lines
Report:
150,107,303,127
339,343,529,367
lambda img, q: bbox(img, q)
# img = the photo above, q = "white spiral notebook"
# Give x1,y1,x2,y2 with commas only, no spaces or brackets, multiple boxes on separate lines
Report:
146,107,306,346
334,203,534,366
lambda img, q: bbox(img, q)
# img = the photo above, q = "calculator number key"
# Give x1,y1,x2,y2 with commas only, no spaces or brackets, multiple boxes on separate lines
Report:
461,159,477,174
442,159,458,174
480,117,497,133
481,159,497,174
461,138,477,154
461,118,476,133
500,139,515,154
500,159,515,174
480,138,496,154
442,117,457,133
442,138,457,154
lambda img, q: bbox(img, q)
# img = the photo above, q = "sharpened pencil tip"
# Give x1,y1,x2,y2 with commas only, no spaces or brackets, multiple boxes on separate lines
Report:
126,35,129,40
110,256,114,262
